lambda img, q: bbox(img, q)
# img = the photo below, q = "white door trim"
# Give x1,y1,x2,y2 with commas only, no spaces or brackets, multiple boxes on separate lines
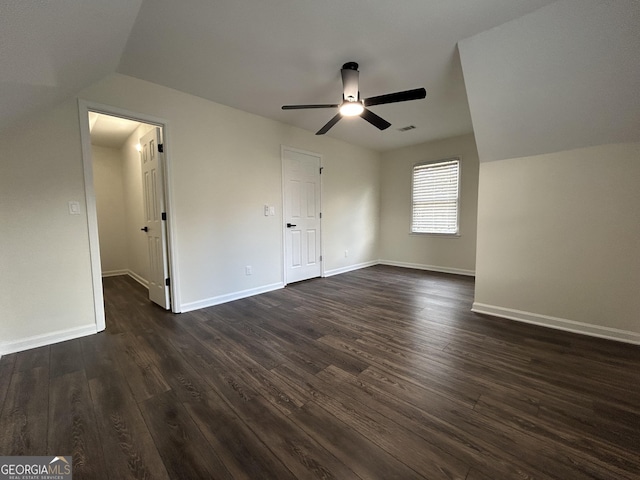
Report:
280,145,323,285
78,99,182,330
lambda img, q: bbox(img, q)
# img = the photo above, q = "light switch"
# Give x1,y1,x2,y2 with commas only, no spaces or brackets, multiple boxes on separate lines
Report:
68,201,81,215
264,204,269,216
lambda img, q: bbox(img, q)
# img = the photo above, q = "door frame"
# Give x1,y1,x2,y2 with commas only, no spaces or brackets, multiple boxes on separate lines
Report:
78,99,181,331
280,145,324,285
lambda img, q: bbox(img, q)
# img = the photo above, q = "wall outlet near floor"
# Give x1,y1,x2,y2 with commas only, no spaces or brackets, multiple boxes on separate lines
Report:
245,266,252,275
344,250,349,258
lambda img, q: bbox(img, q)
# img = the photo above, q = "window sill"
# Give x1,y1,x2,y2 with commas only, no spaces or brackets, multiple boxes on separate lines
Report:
409,232,461,238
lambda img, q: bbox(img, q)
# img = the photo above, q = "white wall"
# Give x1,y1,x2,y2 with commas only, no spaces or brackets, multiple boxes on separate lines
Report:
0,100,98,352
459,0,640,343
0,72,381,352
92,123,153,283
92,145,128,274
121,124,154,283
79,74,381,309
379,134,479,275
320,143,381,275
473,143,640,342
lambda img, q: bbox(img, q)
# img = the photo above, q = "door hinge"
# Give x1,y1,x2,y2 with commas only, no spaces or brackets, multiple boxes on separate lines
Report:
158,143,164,153
319,212,322,219
319,167,323,174
320,255,323,261
161,212,167,221
165,278,170,286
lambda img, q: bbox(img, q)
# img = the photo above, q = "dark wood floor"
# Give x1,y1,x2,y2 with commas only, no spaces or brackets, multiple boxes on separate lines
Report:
1,266,639,479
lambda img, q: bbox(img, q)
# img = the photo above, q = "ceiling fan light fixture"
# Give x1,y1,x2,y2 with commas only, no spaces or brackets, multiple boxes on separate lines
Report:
339,100,364,117
282,61,426,135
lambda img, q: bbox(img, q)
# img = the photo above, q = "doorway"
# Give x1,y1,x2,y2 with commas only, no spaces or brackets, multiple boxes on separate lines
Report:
79,100,179,331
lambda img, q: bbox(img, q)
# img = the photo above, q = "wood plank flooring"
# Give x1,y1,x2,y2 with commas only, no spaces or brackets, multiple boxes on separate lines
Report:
1,265,639,479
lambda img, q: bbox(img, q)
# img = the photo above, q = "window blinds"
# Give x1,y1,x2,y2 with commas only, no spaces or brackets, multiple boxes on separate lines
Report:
412,159,460,234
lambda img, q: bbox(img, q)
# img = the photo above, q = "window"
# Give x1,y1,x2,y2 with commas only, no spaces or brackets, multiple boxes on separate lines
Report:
411,158,460,235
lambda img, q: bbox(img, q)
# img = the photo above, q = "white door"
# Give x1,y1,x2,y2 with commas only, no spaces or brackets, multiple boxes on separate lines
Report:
140,128,170,309
283,147,322,284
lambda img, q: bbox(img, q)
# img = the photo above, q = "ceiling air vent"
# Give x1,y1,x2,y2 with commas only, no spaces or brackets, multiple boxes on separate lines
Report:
397,125,416,132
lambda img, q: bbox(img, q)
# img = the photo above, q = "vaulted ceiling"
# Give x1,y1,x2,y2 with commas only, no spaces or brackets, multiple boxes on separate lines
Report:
1,0,558,151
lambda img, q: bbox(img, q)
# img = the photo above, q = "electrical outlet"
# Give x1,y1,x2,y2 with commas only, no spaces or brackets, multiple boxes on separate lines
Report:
245,266,252,275
344,250,349,258
269,206,275,216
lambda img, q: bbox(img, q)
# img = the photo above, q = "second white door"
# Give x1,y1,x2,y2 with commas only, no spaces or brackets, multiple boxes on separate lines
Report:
140,127,170,309
283,147,322,284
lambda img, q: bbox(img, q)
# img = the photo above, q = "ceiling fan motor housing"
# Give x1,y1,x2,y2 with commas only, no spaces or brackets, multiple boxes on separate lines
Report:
341,62,360,102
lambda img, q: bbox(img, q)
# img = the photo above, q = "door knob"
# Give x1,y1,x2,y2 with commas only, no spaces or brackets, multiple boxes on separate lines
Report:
141,226,149,232
286,223,297,228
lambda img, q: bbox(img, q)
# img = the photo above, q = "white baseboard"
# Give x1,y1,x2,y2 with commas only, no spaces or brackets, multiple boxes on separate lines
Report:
378,260,475,277
180,282,285,313
324,261,378,278
0,323,98,356
102,269,128,277
127,270,149,288
102,269,149,288
472,302,640,345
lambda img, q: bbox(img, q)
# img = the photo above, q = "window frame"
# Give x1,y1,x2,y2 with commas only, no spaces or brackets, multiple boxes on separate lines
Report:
410,157,461,237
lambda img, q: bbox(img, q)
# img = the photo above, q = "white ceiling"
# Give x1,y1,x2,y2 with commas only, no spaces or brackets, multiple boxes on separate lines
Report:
0,0,143,132
459,0,640,162
89,112,142,149
2,0,558,151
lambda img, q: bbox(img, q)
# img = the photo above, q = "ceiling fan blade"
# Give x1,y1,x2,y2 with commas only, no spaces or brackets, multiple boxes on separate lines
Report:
282,104,338,110
364,88,426,107
360,108,391,130
316,113,342,135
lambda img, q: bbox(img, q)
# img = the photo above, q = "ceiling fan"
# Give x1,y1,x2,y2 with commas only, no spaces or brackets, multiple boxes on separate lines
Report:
282,62,426,135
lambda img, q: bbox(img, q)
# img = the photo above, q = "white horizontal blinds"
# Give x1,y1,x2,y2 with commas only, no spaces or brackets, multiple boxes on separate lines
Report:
412,159,460,234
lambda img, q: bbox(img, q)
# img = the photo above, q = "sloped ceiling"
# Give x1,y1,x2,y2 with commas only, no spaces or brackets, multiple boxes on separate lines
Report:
459,0,640,162
0,0,144,132
2,0,558,151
